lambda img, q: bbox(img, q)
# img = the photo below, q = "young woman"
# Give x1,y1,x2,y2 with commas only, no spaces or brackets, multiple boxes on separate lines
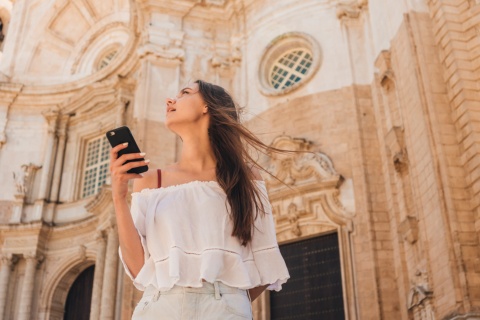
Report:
110,80,289,319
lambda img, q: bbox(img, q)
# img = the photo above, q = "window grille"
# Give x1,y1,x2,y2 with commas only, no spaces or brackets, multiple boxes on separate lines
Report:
81,136,110,198
269,49,313,90
97,50,118,70
270,232,345,320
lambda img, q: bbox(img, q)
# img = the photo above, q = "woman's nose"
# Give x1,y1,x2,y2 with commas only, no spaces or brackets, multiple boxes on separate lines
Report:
166,97,176,105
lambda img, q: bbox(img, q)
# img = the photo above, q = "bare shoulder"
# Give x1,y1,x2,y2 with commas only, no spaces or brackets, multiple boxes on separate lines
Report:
132,168,159,193
249,165,264,181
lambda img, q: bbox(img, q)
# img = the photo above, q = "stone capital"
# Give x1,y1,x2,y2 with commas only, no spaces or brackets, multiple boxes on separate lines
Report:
41,109,60,134
0,253,19,269
336,0,368,20
24,253,45,267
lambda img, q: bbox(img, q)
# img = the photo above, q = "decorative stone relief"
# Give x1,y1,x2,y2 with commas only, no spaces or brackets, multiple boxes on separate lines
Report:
264,135,352,241
287,203,302,237
336,0,369,20
12,163,42,197
408,269,434,319
137,27,185,62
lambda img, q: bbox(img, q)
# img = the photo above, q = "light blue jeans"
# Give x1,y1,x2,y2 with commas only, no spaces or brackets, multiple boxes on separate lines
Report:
131,281,253,319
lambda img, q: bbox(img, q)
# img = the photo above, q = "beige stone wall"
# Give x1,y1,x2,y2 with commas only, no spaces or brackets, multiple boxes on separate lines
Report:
0,0,479,319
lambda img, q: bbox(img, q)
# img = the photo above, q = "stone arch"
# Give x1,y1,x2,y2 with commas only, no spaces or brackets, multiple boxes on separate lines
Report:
262,135,358,320
38,250,96,320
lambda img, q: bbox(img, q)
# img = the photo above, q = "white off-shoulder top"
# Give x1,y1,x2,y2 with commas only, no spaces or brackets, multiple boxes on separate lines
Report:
119,179,290,292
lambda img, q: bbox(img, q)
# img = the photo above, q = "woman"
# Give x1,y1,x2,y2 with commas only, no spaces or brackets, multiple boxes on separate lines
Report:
110,80,289,319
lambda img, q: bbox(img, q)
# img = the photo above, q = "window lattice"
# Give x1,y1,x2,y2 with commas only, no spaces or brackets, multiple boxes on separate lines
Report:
97,50,118,71
269,49,313,90
82,136,110,198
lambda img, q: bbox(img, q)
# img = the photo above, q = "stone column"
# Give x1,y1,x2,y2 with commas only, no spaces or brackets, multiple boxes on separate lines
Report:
48,115,69,204
99,226,119,320
89,231,107,320
0,254,18,320
34,110,59,222
17,254,43,320
37,110,58,201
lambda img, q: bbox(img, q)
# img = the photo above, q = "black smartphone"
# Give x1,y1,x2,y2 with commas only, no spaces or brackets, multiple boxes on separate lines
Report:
106,126,148,174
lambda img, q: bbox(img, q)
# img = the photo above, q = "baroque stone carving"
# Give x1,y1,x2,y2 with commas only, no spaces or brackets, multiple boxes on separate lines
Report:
264,135,352,241
13,163,42,196
336,0,369,20
287,203,302,237
408,269,433,313
265,136,343,192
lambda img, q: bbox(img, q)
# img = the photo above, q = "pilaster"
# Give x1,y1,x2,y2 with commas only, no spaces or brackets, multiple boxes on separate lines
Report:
99,222,119,320
17,253,44,320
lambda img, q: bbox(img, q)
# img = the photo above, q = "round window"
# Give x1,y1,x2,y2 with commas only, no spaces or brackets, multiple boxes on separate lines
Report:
96,49,118,71
258,33,321,96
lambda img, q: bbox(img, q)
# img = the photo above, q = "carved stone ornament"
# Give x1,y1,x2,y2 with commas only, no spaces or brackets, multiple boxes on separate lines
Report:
287,203,302,237
12,163,42,196
336,0,369,20
408,269,433,310
265,136,343,193
264,135,352,242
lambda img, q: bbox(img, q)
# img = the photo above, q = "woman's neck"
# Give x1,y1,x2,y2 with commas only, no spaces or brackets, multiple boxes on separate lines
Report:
177,133,216,172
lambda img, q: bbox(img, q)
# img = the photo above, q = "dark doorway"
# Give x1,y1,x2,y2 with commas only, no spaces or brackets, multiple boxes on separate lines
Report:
270,232,345,320
63,265,94,320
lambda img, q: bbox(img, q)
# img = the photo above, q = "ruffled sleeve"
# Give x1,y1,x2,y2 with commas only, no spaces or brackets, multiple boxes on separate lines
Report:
119,192,150,281
251,182,290,291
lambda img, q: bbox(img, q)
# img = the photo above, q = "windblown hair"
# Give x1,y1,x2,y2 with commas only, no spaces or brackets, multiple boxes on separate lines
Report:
195,80,282,246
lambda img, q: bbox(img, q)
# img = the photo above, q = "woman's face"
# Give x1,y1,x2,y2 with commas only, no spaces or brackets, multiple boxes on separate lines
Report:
165,82,209,133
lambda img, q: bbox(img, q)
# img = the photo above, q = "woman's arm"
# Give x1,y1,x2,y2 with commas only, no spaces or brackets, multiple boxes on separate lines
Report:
110,143,153,278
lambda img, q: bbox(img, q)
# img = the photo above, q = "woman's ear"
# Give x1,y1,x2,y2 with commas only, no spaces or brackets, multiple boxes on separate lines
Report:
203,105,208,114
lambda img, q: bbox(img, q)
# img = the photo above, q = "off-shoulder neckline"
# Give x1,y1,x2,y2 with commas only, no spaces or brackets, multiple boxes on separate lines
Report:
131,179,265,196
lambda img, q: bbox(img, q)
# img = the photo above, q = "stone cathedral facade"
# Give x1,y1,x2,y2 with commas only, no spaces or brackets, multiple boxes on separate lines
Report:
0,0,479,319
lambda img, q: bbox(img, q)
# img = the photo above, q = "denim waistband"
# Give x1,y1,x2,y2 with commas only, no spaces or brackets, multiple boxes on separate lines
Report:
144,281,248,298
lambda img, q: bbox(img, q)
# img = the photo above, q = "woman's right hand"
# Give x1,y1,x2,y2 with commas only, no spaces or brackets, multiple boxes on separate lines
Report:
109,143,150,201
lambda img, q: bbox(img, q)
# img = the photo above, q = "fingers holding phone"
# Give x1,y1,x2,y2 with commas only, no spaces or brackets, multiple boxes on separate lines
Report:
106,126,150,200
109,143,149,200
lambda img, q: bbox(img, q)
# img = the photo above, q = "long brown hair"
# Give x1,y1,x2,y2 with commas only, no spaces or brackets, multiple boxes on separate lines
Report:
195,80,282,246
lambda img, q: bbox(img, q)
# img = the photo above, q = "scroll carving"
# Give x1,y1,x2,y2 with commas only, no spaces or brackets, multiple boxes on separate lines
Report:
264,136,352,241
